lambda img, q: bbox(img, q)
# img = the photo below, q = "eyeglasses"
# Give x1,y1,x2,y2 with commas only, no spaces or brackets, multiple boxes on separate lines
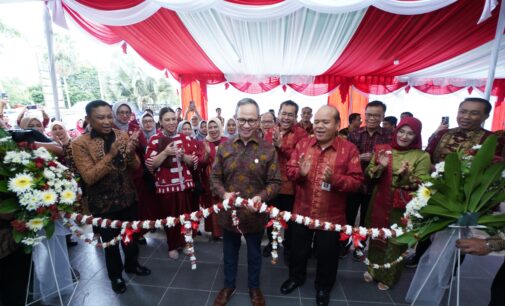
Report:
236,118,259,126
261,120,274,124
364,113,382,119
118,111,131,116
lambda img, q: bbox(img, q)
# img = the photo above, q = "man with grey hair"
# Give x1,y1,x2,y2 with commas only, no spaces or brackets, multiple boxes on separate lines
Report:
211,98,281,306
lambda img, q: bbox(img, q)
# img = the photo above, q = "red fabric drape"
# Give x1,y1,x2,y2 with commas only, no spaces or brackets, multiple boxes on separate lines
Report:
63,4,122,44
225,0,284,4
324,1,499,77
75,0,144,10
327,87,368,129
181,78,208,120
492,100,505,132
108,9,222,75
413,82,465,95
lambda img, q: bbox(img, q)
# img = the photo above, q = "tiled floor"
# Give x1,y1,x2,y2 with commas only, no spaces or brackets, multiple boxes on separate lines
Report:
39,232,503,306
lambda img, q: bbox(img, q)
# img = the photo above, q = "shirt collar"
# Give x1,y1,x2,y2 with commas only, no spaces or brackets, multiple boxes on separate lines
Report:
232,134,260,145
309,136,339,151
358,126,384,135
90,129,114,139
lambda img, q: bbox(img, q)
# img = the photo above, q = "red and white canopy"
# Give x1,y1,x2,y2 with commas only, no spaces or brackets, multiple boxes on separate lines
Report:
46,0,505,126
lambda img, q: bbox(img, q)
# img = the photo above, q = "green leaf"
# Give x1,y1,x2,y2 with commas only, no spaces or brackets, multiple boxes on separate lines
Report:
420,205,460,219
417,219,455,241
464,135,497,208
0,180,8,192
44,222,55,239
443,153,461,202
393,232,418,247
0,197,18,213
478,213,505,226
468,163,505,212
427,192,463,213
12,230,24,243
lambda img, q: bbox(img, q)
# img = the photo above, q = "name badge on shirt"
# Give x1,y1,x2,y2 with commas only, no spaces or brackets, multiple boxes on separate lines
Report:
321,182,331,191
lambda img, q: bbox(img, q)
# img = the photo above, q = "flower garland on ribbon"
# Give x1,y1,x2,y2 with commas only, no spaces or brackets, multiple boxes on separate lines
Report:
61,217,124,249
63,196,406,269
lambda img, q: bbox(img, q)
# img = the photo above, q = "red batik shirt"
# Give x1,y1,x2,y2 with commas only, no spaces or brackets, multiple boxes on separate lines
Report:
287,136,363,225
276,124,308,195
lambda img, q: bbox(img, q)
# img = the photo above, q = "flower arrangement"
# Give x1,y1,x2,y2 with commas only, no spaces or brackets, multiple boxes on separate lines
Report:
0,129,79,251
397,135,505,246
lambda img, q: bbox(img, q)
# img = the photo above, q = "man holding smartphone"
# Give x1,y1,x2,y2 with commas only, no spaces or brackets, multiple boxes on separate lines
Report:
406,97,505,268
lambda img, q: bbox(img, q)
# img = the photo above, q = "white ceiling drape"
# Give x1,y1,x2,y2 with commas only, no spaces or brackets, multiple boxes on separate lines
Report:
57,0,459,26
177,8,366,80
400,35,505,84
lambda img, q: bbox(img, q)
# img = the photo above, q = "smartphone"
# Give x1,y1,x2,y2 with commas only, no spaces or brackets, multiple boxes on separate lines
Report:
441,116,449,125
26,105,37,110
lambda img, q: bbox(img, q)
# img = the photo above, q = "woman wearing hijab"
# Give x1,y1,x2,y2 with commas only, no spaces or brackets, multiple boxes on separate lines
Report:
112,102,152,238
223,118,237,138
364,117,430,290
145,107,202,260
140,112,157,142
19,116,63,156
195,120,207,141
177,120,194,138
200,117,228,240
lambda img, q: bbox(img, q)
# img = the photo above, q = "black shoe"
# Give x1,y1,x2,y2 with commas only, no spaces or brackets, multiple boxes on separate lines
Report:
111,277,126,294
125,264,151,276
404,255,419,269
71,267,80,282
280,279,301,295
263,243,272,257
316,289,330,306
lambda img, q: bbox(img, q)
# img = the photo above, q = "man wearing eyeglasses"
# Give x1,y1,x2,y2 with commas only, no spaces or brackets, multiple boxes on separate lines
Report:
346,100,392,260
263,100,308,260
211,98,281,306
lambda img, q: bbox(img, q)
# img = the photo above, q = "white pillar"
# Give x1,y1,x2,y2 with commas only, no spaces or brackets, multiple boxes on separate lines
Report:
484,2,505,100
43,4,61,121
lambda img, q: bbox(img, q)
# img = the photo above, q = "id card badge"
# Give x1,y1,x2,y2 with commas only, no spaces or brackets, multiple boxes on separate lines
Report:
321,182,331,191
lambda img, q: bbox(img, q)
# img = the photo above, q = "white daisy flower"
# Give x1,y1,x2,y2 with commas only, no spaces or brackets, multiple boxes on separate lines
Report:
59,189,76,204
434,162,445,174
40,190,57,206
32,147,52,160
27,218,46,231
8,173,34,194
43,168,56,180
471,144,482,150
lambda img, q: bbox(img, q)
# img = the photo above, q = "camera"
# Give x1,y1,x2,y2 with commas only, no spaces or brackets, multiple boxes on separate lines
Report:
441,116,449,125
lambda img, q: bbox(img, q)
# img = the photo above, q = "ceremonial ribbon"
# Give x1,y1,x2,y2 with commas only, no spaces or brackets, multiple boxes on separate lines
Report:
122,228,141,245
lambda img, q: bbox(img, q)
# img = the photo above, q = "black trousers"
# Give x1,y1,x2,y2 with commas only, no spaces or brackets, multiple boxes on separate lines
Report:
490,257,505,306
266,194,294,250
289,222,341,291
94,205,140,280
346,192,371,228
0,247,31,306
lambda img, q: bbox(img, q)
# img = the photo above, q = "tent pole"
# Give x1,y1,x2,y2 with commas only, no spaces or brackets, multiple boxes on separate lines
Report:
43,3,61,121
484,1,505,100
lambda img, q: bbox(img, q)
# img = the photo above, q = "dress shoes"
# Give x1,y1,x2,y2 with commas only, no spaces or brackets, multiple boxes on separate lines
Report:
213,288,235,306
280,279,301,295
110,277,127,294
125,264,151,276
249,288,266,306
316,289,330,306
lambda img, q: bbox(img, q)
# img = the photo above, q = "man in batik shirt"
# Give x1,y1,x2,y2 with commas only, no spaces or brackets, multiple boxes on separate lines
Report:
263,100,308,259
211,98,281,306
299,106,314,135
280,105,363,306
407,97,505,267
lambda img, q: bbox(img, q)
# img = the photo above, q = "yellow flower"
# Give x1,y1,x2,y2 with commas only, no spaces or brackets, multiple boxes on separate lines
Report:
416,185,432,203
40,190,57,206
27,218,45,232
8,173,33,193
60,190,76,204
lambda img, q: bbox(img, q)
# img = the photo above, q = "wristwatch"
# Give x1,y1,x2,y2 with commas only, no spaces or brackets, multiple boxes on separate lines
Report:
485,240,501,252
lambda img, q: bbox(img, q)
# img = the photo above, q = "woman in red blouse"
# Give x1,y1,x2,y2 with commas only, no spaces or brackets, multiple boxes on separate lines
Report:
145,107,202,260
200,117,228,240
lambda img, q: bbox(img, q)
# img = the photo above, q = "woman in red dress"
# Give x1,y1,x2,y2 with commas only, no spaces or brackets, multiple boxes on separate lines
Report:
145,107,202,260
200,117,228,240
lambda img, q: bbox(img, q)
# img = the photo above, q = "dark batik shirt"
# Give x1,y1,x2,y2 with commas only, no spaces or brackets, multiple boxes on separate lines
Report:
426,127,499,164
347,127,392,170
211,135,281,233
